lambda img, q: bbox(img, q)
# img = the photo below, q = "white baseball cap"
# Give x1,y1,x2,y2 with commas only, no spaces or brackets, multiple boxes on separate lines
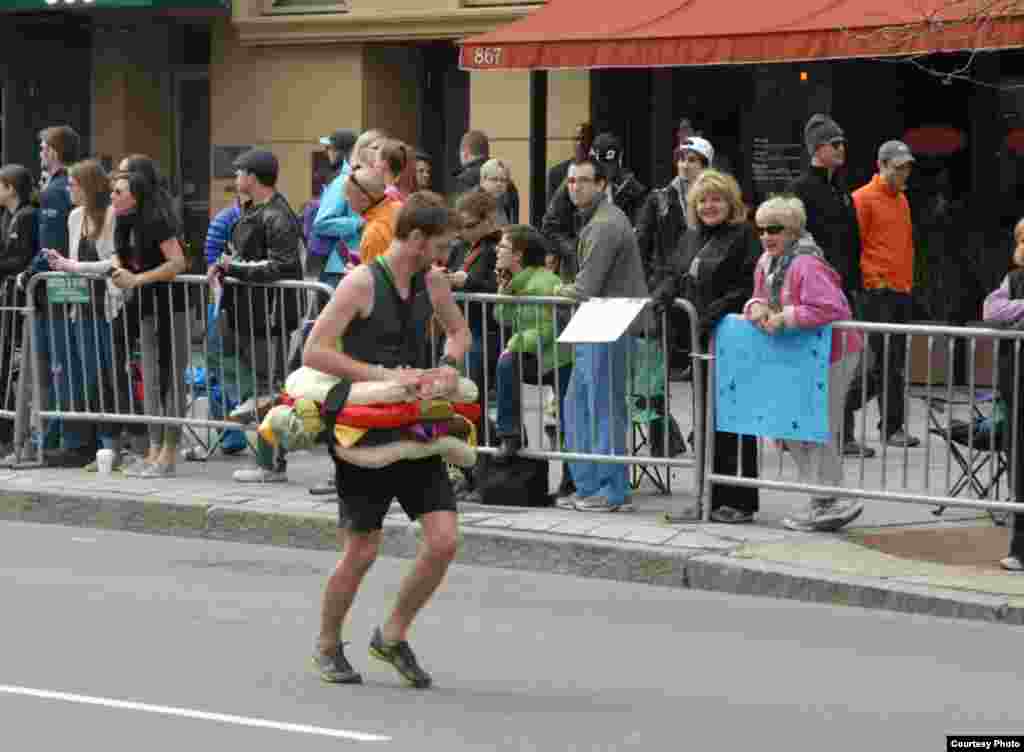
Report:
681,137,715,166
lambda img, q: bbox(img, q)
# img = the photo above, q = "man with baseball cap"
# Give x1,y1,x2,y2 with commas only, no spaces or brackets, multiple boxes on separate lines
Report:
320,130,358,176
212,148,307,483
541,131,647,283
787,115,873,457
844,139,920,449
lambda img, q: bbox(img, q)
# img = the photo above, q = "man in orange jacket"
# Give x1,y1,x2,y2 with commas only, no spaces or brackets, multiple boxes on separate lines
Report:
844,140,920,448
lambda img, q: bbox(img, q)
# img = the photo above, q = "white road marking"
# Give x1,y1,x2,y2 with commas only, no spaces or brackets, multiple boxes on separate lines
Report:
70,537,96,543
0,684,390,742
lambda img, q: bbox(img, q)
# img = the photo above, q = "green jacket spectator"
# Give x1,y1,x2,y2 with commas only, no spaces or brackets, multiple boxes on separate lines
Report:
494,265,573,375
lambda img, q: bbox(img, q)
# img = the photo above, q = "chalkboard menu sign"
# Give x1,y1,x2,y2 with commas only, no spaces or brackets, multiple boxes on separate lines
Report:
751,138,804,196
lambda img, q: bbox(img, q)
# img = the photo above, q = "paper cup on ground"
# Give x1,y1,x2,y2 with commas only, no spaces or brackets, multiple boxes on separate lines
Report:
96,449,115,475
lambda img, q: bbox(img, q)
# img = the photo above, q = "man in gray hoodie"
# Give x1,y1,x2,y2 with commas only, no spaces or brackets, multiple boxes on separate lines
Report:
554,157,649,512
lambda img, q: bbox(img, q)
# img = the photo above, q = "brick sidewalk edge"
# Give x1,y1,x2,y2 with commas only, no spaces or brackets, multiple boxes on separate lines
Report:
2,489,1022,627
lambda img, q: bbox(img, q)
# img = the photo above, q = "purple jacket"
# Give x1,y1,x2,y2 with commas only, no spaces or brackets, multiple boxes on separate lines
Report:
302,200,332,258
743,237,863,363
983,274,1024,326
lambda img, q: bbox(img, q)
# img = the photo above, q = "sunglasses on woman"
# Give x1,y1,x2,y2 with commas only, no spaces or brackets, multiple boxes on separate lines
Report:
757,225,786,236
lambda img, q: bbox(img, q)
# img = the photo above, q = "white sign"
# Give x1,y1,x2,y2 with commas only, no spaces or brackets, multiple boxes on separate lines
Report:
557,298,648,344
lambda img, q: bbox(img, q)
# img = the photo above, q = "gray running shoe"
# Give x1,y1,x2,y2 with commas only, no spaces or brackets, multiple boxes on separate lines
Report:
312,642,362,684
783,499,863,532
369,627,432,689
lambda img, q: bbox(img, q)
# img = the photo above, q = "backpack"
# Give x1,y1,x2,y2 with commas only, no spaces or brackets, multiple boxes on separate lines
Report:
473,454,554,507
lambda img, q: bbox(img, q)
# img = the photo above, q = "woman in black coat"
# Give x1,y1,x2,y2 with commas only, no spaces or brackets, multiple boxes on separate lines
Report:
654,169,762,523
0,164,39,455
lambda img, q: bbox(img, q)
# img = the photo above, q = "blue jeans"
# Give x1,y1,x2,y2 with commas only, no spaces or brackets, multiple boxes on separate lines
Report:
564,338,631,504
496,352,571,441
37,316,100,451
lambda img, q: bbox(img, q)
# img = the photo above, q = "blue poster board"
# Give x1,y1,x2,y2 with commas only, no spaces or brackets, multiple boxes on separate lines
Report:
715,315,832,442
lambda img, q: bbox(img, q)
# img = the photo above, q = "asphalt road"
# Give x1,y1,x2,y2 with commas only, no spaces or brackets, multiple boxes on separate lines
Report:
2,520,1022,751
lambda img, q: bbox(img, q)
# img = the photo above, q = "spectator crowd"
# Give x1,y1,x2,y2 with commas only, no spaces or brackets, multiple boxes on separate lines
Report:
3,113,1024,573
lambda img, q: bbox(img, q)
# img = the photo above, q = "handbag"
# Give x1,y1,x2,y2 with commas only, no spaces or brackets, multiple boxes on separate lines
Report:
473,454,553,507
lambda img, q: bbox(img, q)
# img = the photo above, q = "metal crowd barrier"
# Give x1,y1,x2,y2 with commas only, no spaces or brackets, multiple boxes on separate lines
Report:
703,318,1024,521
16,272,333,462
449,292,703,519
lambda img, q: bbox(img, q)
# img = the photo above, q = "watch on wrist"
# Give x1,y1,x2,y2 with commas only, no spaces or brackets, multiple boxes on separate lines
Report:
438,355,458,369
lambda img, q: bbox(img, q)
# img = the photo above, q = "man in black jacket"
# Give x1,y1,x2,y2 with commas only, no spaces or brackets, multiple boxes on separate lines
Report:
451,130,490,199
787,114,875,459
546,122,592,205
209,148,305,483
541,132,647,282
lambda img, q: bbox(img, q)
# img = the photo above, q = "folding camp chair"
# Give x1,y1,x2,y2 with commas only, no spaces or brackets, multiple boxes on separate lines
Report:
628,336,686,493
921,389,1010,524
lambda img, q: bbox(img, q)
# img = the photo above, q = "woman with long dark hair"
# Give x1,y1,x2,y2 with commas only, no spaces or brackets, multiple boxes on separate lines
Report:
108,168,189,477
0,164,39,458
46,159,131,469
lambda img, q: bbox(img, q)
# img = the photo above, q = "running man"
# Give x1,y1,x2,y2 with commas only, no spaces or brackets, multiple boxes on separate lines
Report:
304,191,471,688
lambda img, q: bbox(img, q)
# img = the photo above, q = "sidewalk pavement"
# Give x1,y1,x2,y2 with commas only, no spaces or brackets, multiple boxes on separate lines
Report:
2,383,1023,625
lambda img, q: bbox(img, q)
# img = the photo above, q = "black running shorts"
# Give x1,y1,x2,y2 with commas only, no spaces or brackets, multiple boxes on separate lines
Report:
333,455,457,532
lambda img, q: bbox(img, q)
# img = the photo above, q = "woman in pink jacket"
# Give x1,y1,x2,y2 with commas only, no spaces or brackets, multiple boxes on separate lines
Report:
744,195,865,532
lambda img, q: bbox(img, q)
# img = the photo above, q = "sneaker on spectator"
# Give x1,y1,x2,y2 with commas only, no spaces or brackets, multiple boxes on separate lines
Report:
233,466,287,483
885,430,920,448
555,493,584,510
842,440,876,458
782,498,863,532
573,496,634,513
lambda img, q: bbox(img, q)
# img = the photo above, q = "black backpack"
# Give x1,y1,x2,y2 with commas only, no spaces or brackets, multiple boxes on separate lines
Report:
473,454,554,507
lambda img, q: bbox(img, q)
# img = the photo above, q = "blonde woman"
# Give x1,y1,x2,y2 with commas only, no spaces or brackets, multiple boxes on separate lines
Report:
744,195,864,532
653,169,761,523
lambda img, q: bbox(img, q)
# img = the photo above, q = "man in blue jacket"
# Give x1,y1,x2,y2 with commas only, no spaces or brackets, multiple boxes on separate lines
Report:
32,126,90,467
312,129,361,289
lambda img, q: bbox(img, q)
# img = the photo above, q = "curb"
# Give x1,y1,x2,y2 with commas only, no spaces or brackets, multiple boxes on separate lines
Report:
2,489,1022,626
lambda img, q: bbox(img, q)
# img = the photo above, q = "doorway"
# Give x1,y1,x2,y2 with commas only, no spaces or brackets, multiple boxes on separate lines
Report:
175,72,211,271
416,42,469,198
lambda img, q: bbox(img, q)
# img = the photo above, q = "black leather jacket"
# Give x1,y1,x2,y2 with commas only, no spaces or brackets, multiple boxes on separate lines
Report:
635,180,687,290
227,193,304,283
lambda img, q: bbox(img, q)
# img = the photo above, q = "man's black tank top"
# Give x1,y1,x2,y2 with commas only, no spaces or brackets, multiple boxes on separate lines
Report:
344,258,431,369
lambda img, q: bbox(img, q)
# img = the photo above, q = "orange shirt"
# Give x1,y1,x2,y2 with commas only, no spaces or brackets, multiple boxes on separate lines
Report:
358,198,401,266
853,173,914,293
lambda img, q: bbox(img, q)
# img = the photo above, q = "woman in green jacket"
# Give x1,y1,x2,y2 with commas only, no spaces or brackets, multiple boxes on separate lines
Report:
493,224,574,458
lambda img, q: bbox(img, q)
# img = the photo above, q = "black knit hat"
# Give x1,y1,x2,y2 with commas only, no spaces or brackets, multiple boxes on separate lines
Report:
804,114,844,156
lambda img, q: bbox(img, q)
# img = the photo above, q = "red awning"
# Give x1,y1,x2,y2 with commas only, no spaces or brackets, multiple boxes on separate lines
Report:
459,0,1024,70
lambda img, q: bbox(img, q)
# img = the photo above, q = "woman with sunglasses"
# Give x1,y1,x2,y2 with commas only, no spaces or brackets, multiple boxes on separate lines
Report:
109,168,189,477
653,169,761,523
450,189,502,449
744,195,864,532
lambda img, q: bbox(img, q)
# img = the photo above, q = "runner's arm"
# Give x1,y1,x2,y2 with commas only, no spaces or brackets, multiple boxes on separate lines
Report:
303,266,398,382
426,267,471,362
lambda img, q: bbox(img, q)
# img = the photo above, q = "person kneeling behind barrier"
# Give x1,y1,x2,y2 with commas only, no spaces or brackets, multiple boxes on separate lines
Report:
259,365,480,469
